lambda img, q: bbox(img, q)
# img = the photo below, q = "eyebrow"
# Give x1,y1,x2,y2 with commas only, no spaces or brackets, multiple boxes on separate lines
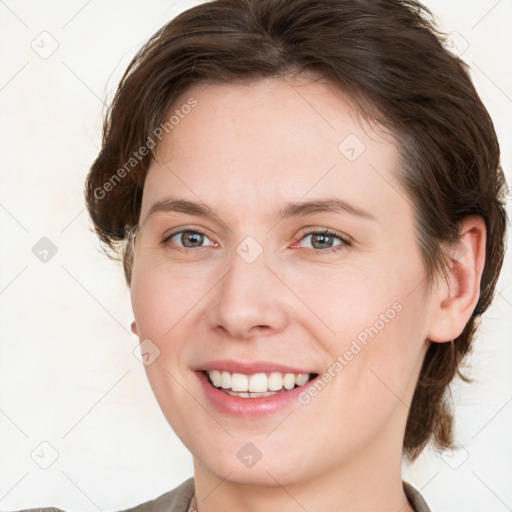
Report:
276,198,375,220
145,197,376,223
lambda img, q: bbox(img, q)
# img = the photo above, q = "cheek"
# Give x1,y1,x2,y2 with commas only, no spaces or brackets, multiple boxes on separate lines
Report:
280,259,406,337
130,261,212,337
288,259,427,392
323,289,427,421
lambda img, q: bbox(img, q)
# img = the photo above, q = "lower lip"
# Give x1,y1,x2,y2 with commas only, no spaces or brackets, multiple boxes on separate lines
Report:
197,371,317,417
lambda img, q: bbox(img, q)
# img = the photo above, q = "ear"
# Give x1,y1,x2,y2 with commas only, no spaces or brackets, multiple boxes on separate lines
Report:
131,320,139,336
427,215,486,343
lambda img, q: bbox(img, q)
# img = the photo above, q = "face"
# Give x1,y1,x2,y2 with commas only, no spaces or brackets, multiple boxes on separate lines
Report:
130,76,435,487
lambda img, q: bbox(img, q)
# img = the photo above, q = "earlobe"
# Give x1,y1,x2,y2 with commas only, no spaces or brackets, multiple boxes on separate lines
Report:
427,215,486,343
131,320,139,336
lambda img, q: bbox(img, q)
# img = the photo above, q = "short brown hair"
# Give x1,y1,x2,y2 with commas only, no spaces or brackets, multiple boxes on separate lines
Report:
84,0,507,461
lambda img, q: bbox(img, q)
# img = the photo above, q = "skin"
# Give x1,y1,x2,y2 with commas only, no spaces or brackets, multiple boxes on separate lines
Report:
129,75,486,512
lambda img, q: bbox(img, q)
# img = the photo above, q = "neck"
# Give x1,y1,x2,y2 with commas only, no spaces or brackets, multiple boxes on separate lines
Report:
192,435,415,512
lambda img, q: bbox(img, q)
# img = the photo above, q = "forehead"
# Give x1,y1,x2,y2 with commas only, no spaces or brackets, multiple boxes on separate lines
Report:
140,77,411,226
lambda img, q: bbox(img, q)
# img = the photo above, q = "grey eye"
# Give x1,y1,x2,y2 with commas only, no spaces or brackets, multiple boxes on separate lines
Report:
167,230,214,249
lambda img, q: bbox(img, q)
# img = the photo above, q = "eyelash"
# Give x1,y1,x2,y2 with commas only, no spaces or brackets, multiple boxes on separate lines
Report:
161,228,351,255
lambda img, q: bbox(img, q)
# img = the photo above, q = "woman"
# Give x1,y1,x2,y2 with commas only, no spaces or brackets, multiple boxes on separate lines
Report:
25,0,510,510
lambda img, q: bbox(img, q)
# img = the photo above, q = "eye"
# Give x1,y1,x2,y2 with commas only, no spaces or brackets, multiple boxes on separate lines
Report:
296,229,350,254
163,229,216,250
161,227,350,255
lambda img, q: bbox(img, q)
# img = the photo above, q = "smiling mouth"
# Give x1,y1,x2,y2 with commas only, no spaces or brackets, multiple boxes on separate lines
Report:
203,370,318,398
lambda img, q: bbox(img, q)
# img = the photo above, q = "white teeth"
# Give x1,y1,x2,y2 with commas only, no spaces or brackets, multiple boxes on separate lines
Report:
206,370,312,394
249,373,268,392
210,370,222,387
283,373,296,390
231,373,249,392
220,371,231,389
268,372,283,391
295,373,309,386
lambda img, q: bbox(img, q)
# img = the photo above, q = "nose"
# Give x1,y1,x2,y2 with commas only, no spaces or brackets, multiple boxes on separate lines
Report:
207,245,291,341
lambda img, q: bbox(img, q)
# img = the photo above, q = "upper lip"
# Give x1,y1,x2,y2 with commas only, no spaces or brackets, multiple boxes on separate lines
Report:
198,360,317,375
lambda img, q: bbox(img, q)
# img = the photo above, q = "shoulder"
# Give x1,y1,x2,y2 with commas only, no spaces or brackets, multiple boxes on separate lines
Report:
7,478,195,512
403,480,432,512
119,478,195,512
8,509,66,512
5,479,427,512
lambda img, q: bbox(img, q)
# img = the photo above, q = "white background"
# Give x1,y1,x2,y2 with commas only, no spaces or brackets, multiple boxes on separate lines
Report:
0,1,510,510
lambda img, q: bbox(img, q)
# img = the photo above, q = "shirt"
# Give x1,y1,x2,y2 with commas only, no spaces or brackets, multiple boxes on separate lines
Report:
12,478,432,512
117,478,432,512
